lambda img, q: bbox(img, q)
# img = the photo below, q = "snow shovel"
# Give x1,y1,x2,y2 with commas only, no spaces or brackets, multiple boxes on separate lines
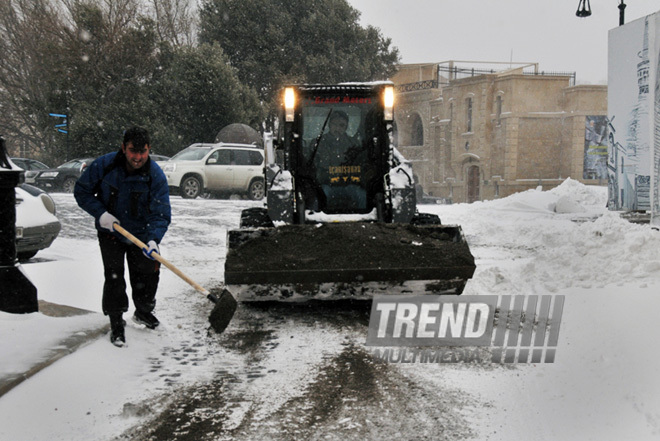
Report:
113,223,237,333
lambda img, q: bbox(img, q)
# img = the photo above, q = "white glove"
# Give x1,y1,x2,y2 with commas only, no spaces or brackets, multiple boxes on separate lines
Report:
99,212,120,232
142,240,159,260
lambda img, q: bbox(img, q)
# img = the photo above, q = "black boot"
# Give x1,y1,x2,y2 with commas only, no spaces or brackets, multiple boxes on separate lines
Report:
133,310,160,329
109,314,126,347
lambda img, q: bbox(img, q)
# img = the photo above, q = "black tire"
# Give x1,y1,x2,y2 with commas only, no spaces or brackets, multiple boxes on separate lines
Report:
62,177,77,193
17,251,38,261
240,207,274,228
410,212,442,225
247,179,265,200
180,175,202,199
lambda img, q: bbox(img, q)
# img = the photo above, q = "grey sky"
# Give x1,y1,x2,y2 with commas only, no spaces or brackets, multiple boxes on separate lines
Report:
348,0,660,84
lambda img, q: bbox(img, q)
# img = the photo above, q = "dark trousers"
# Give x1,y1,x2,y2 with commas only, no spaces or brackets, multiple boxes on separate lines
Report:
98,232,160,316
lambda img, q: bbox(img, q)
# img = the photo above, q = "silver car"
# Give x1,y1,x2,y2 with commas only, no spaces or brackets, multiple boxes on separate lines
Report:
10,157,50,185
162,143,265,200
15,184,61,261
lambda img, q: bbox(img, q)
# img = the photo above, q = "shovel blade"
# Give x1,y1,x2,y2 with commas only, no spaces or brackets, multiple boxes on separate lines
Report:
207,288,237,333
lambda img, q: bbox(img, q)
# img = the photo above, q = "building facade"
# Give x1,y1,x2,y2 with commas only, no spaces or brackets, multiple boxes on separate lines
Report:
391,62,608,203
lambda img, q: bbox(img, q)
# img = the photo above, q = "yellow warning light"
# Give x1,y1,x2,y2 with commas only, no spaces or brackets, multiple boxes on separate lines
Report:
284,87,295,122
383,86,394,121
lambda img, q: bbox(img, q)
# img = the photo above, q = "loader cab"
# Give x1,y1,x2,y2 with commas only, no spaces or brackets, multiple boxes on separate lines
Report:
278,84,394,221
301,105,371,213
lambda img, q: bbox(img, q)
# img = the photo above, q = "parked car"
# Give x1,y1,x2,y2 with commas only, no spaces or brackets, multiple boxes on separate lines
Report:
162,143,265,200
15,183,61,261
33,157,95,193
10,157,50,185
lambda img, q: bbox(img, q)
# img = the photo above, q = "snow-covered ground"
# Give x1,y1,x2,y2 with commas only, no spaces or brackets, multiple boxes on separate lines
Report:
1,179,660,440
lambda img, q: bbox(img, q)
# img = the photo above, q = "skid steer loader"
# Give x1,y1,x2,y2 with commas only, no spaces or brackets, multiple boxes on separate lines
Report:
224,83,475,301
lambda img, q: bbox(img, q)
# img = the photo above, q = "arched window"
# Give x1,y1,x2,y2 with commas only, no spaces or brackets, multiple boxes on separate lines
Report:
411,113,424,145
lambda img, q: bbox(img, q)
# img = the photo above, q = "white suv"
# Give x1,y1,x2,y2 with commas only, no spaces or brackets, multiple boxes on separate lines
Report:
162,143,265,200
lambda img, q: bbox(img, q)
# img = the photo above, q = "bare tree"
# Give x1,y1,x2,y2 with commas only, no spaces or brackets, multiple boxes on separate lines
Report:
0,0,66,159
0,0,256,163
147,0,197,46
0,0,162,161
0,0,147,160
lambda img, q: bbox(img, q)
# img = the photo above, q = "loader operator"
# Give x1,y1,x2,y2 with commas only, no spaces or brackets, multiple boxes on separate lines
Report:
314,110,368,211
74,126,171,347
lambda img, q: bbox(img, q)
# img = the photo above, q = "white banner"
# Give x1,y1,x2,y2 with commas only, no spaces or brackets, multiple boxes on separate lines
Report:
607,11,660,219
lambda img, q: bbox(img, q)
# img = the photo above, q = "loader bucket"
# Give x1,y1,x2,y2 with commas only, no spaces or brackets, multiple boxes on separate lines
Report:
224,222,476,301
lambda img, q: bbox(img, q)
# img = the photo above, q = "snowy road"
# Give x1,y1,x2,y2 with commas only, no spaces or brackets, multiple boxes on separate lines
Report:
2,180,660,440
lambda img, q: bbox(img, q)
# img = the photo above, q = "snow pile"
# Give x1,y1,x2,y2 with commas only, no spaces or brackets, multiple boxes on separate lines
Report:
423,179,657,295
459,179,606,216
480,186,559,214
549,177,607,206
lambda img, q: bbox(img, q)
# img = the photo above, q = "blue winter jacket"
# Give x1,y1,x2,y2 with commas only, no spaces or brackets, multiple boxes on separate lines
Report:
74,151,171,244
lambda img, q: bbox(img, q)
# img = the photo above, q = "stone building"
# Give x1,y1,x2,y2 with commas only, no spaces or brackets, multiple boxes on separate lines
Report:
391,62,608,203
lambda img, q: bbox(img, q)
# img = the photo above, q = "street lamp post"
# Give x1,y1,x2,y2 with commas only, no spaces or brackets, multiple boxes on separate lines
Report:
619,1,627,26
576,0,627,26
0,136,38,313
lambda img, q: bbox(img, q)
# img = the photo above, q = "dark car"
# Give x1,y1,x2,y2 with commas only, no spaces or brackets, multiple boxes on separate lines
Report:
11,158,50,185
33,157,95,193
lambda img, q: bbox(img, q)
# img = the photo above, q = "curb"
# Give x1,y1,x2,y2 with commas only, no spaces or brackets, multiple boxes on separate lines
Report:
0,301,109,398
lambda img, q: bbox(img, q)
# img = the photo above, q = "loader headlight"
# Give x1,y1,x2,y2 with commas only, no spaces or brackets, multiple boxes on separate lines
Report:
284,87,295,122
383,86,394,121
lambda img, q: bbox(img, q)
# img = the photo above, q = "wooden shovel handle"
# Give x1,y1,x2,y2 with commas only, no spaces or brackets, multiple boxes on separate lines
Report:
112,223,209,295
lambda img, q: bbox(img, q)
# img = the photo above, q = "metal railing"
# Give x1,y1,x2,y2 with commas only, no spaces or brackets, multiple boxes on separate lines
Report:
438,64,575,85
396,66,576,93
